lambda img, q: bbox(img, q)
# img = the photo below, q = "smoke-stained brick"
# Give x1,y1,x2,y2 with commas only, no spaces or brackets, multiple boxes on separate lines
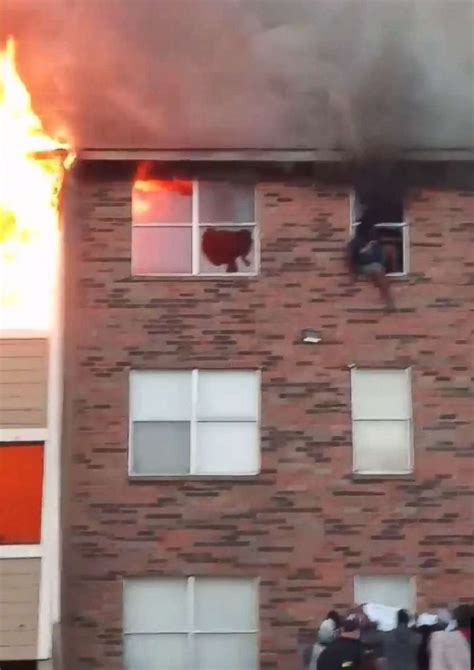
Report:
61,168,474,670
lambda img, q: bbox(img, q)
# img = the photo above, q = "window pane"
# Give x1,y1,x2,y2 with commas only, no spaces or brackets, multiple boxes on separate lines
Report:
353,420,411,473
199,182,254,223
124,579,187,633
200,227,256,274
132,227,192,274
353,190,403,224
354,576,414,610
197,371,259,420
196,422,258,475
352,369,410,419
124,634,188,670
195,579,257,631
195,634,258,670
132,422,190,475
131,371,192,421
133,180,192,224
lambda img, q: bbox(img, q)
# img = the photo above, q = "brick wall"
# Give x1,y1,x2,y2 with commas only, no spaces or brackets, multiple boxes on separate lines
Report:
61,165,474,669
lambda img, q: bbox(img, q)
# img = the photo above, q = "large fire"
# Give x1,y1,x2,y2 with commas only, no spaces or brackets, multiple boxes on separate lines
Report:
0,38,71,330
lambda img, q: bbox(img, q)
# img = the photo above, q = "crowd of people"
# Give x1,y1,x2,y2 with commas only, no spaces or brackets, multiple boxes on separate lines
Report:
302,604,472,670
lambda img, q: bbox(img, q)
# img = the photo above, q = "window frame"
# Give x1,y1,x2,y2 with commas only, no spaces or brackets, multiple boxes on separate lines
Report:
350,367,414,476
128,369,261,479
354,575,416,612
123,576,260,669
349,190,410,277
132,180,259,277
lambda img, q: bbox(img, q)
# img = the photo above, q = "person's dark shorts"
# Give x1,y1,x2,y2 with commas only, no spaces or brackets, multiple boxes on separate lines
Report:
359,261,384,275
357,241,386,275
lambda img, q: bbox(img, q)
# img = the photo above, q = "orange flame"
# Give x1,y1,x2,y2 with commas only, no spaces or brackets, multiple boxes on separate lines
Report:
0,38,72,330
132,162,192,220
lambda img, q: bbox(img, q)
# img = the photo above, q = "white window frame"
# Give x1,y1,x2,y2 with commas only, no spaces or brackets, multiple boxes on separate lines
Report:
350,367,414,476
349,190,409,277
128,369,261,478
123,576,259,669
132,180,259,277
354,575,416,612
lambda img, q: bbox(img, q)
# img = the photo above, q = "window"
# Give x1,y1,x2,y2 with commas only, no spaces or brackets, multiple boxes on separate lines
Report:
129,370,260,476
354,576,415,611
123,577,258,670
351,369,413,475
132,179,257,275
351,190,408,275
0,443,43,544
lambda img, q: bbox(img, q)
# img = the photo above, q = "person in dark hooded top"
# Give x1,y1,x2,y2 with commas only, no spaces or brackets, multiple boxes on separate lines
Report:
346,212,396,311
383,609,420,670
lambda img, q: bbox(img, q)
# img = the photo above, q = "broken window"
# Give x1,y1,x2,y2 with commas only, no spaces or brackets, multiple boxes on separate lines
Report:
351,189,408,275
132,178,256,276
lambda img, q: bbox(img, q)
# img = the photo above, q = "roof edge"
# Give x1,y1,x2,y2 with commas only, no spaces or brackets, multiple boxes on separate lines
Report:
76,148,474,162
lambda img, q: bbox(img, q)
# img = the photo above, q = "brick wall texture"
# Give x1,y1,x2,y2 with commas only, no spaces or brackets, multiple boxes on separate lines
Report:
62,165,474,669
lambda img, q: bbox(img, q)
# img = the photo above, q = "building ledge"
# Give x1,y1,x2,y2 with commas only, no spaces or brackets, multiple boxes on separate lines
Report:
76,148,474,163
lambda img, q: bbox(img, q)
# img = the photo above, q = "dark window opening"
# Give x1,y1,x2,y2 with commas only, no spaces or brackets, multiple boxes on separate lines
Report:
352,187,407,275
353,189,404,224
378,226,404,274
0,662,37,670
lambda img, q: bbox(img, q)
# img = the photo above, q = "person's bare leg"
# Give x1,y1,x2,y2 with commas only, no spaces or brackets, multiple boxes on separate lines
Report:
371,271,395,310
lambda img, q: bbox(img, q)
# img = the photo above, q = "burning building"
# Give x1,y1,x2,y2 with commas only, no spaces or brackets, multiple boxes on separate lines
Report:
56,153,473,670
1,1,473,669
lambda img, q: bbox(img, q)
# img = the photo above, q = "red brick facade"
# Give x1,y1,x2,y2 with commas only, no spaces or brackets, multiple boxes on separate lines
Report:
61,163,473,669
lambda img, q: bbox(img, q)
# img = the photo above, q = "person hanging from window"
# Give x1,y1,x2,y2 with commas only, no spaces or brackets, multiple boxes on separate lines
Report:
346,212,396,311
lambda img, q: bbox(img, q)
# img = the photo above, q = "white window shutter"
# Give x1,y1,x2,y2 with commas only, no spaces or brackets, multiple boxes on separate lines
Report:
351,369,410,419
195,422,259,475
124,634,188,670
194,578,258,631
124,579,187,633
131,370,192,421
353,421,412,474
195,634,258,670
197,370,259,420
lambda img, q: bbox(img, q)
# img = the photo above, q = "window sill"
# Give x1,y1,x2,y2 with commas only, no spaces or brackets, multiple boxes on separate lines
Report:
128,473,260,482
387,273,409,280
351,472,415,481
120,273,259,282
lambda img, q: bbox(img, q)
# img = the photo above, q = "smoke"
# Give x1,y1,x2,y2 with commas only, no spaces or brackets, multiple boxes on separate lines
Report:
1,0,473,153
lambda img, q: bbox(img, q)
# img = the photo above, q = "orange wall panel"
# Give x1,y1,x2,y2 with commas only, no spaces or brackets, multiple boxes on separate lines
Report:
0,443,43,544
